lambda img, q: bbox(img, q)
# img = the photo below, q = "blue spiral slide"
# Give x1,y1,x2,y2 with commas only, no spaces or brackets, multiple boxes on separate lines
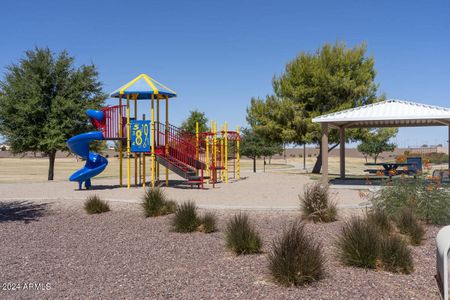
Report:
67,110,108,189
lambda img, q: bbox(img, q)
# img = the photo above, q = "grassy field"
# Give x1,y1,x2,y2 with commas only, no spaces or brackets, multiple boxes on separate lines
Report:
0,155,375,183
0,157,295,183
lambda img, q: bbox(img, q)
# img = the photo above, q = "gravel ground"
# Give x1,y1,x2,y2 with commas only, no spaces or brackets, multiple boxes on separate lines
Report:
0,200,441,299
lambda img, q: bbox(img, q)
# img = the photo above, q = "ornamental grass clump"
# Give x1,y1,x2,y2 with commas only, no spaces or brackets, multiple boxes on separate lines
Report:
299,182,337,223
141,188,176,217
337,216,381,269
197,212,218,233
172,201,199,233
379,234,414,274
225,213,262,255
268,220,324,286
395,208,425,246
367,208,393,234
84,195,110,214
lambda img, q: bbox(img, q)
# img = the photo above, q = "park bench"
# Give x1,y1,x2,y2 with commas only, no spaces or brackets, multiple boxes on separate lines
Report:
436,225,450,300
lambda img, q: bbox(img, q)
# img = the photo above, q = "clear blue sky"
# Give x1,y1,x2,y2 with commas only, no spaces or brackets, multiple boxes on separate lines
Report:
1,0,449,147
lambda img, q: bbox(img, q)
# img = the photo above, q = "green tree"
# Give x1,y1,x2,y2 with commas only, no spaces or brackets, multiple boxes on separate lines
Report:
0,47,105,180
254,42,379,173
240,128,282,173
357,128,398,163
180,110,209,134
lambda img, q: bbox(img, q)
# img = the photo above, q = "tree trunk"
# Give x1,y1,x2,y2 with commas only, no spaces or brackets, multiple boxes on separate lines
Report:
312,143,340,174
48,150,56,180
253,157,256,173
263,157,266,173
374,155,378,164
312,145,322,174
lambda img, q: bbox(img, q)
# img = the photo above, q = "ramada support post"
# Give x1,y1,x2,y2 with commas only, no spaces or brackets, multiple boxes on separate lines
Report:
339,126,345,180
321,122,329,183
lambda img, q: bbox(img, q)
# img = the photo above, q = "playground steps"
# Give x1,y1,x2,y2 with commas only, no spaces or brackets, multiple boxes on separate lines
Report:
155,155,197,180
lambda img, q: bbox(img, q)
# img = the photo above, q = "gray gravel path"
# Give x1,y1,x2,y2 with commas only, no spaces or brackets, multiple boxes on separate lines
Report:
0,200,441,299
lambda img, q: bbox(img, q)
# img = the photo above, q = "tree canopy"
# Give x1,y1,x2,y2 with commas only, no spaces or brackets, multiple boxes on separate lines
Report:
180,110,209,134
240,128,282,172
357,128,398,163
247,42,381,173
0,47,105,180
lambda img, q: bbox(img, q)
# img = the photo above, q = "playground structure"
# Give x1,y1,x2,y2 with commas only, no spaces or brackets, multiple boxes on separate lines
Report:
67,74,240,189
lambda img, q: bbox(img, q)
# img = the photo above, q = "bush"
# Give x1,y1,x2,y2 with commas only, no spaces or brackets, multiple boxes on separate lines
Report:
379,234,414,274
395,209,425,246
141,188,176,217
410,152,449,164
367,208,392,234
225,213,262,255
372,177,450,225
172,201,199,233
198,212,217,233
268,220,324,286
84,195,110,214
337,216,381,268
299,182,337,223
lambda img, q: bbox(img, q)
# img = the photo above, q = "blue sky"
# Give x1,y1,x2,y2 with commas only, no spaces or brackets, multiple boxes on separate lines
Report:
1,0,449,147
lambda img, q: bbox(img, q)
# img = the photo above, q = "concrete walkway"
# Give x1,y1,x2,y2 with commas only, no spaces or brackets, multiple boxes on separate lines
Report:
0,172,371,211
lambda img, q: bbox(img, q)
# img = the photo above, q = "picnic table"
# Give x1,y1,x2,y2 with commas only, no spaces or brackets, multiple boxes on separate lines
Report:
364,162,413,179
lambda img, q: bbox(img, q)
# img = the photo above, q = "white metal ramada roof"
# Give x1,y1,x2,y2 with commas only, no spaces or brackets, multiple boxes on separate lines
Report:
312,99,450,128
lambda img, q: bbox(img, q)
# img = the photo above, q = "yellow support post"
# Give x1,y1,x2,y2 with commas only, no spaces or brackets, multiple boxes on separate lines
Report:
151,94,155,188
220,126,224,181
156,98,160,183
142,114,146,188
195,122,199,159
236,126,240,180
165,95,169,187
195,121,199,176
225,122,228,183
119,95,123,187
205,136,209,177
126,95,131,189
134,96,138,186
213,122,217,182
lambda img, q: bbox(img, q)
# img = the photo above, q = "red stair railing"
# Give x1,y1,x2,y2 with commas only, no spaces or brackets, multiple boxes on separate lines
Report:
155,122,206,173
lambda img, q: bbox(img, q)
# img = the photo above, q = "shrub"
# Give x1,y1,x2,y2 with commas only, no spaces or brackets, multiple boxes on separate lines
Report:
395,209,425,246
367,208,392,234
141,188,176,217
379,234,414,274
268,220,324,286
372,177,450,225
172,201,199,233
337,216,381,268
299,182,337,223
225,213,262,255
198,212,217,233
84,195,110,214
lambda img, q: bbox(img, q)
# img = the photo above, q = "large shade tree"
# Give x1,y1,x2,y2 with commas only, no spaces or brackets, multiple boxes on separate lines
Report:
0,47,105,180
248,42,380,173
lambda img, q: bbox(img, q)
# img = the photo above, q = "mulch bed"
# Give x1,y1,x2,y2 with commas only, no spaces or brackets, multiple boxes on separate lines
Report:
0,201,441,299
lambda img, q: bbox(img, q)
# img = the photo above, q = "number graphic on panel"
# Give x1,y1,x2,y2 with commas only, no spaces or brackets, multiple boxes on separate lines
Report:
143,124,149,148
135,129,143,145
